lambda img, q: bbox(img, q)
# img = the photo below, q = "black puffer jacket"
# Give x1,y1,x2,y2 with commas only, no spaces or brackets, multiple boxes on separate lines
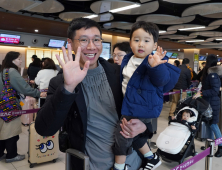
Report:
174,64,191,90
27,63,41,80
202,66,222,124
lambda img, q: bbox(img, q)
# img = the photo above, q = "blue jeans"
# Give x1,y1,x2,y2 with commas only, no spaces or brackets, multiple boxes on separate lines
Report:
206,123,222,146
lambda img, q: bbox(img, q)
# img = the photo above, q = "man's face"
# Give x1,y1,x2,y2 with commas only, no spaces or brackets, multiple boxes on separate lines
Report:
113,47,126,65
130,28,157,59
68,27,103,69
182,112,191,121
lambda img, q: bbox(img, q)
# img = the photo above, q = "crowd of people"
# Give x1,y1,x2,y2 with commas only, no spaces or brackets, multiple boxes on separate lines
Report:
0,17,222,170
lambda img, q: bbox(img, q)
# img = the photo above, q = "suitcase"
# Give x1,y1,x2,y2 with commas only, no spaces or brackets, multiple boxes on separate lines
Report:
66,149,89,170
21,96,37,126
28,122,59,168
195,121,208,141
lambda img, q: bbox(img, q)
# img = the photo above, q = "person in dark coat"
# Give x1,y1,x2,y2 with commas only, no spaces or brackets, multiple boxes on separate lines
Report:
193,54,222,157
35,18,152,170
27,57,41,87
169,58,191,118
196,62,206,81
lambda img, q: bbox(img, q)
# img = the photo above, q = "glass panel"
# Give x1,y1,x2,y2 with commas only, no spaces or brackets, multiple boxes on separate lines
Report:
26,49,35,68
36,50,44,59
44,50,52,58
52,51,60,65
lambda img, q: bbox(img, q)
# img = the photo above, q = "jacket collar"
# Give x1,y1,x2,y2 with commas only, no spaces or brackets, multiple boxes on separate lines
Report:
208,65,222,77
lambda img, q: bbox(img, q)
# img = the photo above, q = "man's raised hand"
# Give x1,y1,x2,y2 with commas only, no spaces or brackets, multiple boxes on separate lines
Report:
56,44,90,93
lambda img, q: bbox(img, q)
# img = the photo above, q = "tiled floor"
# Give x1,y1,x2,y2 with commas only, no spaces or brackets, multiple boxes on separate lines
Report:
0,103,221,170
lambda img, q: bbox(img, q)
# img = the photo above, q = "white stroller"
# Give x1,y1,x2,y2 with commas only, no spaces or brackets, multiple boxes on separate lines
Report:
156,97,212,164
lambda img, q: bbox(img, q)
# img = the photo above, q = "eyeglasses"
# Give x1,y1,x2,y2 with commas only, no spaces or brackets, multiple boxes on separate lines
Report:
73,37,103,47
112,54,125,59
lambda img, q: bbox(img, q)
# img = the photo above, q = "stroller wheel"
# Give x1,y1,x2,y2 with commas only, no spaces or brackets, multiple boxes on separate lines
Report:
193,152,198,156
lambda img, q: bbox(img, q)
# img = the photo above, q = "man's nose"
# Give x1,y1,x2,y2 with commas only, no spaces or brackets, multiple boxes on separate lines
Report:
87,40,96,50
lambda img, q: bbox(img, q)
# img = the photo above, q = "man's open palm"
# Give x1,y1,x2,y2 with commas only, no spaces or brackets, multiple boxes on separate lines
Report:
56,44,90,92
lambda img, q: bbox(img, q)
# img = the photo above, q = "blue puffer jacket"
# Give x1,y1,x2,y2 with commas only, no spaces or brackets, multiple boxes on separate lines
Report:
202,66,222,124
121,52,181,118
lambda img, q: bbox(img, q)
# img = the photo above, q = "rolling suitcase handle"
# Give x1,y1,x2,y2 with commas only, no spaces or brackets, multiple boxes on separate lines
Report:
66,149,89,170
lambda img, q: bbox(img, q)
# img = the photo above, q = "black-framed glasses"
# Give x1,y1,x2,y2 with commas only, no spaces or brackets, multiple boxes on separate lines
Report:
112,54,125,59
73,37,103,47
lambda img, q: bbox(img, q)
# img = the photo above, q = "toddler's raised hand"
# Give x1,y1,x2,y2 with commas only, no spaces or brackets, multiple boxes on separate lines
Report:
148,46,167,67
155,46,167,60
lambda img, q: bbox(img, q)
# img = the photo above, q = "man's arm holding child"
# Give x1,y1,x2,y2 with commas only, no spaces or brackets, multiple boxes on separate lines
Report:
147,46,171,87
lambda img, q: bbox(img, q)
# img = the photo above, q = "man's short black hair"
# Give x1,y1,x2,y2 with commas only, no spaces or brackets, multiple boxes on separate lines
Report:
129,21,159,42
67,18,102,40
113,42,132,54
182,58,190,64
32,55,37,59
202,62,206,65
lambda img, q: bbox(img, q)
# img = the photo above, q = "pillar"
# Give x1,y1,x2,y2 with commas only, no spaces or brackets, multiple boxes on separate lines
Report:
184,49,200,73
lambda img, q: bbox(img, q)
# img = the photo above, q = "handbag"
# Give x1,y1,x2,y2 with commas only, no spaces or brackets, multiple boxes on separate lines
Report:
0,69,21,123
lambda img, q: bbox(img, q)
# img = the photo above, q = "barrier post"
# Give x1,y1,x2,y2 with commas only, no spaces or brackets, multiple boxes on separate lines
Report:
205,139,214,170
180,89,183,100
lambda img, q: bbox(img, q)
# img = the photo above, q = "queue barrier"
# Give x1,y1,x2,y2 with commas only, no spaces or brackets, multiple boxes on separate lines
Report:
171,137,222,170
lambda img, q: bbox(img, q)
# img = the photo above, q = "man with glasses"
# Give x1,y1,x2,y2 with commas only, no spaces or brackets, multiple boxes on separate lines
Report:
36,18,150,170
112,42,132,65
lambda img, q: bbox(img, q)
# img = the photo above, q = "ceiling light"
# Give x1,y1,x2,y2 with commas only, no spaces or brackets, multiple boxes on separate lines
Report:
217,55,219,56
178,26,206,31
178,49,180,51
186,40,205,42
35,29,38,32
83,14,98,19
109,4,141,13
159,31,166,34
216,39,222,41
23,1,42,10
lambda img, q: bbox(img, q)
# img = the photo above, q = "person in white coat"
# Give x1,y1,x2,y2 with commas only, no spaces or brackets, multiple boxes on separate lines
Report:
34,58,58,90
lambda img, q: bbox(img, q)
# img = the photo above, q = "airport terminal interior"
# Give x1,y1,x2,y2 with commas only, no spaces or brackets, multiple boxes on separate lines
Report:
1,0,222,170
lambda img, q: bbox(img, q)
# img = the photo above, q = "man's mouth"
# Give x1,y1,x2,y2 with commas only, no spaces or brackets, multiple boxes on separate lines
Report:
84,53,97,58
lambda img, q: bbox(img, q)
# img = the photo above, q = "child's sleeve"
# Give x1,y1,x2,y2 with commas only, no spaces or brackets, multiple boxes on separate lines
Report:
146,63,170,87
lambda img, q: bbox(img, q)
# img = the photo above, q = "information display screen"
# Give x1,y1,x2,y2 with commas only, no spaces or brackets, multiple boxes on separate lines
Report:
166,52,173,58
199,56,206,61
101,42,111,60
0,34,20,44
48,39,65,48
171,53,178,58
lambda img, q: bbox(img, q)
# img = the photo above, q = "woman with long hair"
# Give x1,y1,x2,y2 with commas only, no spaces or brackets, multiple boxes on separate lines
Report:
193,54,222,157
34,58,58,90
0,51,45,163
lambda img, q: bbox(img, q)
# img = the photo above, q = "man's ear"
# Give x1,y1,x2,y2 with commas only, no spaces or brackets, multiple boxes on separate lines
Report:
67,38,72,44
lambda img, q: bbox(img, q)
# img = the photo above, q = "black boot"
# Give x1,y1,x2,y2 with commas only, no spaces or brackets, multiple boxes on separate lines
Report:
215,146,222,157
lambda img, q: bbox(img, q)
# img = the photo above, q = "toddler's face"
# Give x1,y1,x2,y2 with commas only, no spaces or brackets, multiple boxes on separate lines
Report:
182,112,191,121
130,28,157,59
